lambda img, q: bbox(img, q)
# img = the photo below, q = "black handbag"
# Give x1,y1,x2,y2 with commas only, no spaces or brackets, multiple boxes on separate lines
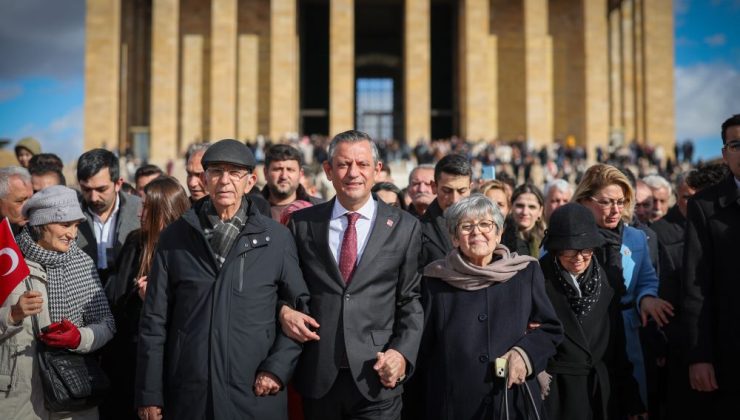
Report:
28,282,110,412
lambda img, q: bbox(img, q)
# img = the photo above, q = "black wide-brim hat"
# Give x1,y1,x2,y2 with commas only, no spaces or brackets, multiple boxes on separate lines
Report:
543,203,605,252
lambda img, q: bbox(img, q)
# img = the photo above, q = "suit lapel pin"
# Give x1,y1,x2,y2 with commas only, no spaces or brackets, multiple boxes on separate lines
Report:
386,218,394,227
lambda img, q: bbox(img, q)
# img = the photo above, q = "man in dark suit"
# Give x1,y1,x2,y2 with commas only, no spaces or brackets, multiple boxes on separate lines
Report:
418,154,473,268
284,130,423,420
75,149,141,291
682,114,740,415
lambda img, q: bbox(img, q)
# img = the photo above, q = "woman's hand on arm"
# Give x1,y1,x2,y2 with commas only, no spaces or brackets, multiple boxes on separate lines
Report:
502,349,528,388
639,296,674,327
278,305,320,343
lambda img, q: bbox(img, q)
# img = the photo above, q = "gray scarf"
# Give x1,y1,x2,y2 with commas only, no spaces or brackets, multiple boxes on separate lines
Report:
424,245,538,290
16,227,113,331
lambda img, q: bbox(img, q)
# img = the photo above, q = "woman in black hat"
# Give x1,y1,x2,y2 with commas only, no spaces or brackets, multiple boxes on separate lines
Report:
540,203,645,420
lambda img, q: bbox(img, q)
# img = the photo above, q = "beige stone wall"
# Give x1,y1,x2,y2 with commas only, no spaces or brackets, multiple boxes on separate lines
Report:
329,0,354,137
149,0,179,161
85,0,675,161
642,0,675,154
404,0,430,146
84,0,121,151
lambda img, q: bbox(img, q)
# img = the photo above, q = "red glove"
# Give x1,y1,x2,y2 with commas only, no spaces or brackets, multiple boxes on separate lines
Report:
39,319,81,349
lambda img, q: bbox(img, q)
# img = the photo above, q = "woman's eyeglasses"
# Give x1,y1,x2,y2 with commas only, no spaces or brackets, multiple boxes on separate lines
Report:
559,249,594,258
589,196,626,209
458,220,496,235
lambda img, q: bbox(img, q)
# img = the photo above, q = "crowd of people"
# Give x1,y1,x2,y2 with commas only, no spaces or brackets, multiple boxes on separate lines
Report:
0,114,737,420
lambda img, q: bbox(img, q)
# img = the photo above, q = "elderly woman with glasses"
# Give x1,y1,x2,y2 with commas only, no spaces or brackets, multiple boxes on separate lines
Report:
539,203,645,420
419,194,562,420
572,164,673,409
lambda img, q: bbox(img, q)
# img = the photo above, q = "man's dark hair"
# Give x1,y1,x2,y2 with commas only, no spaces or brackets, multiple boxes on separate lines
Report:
616,165,637,188
686,163,730,191
721,114,740,144
135,164,163,182
28,164,66,186
120,182,137,196
29,153,64,172
381,165,391,176
77,148,120,182
434,154,472,182
265,144,304,168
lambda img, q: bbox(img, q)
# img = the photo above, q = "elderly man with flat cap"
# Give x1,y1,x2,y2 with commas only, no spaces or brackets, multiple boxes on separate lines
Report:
135,139,309,420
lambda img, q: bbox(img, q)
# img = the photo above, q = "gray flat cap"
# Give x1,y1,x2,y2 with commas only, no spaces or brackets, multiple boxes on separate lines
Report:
22,185,86,226
201,139,256,169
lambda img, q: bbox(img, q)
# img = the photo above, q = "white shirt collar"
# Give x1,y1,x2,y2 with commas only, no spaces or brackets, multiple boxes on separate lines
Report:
92,193,120,224
734,176,740,191
331,196,376,221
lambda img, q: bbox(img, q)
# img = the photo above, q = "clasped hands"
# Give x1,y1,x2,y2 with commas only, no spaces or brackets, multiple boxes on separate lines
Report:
374,349,406,389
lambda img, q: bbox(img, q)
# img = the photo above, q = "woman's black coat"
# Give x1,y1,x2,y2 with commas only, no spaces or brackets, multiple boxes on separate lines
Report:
419,261,563,420
539,253,644,419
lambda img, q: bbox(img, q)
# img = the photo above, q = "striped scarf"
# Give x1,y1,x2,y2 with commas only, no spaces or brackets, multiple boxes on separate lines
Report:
199,198,248,267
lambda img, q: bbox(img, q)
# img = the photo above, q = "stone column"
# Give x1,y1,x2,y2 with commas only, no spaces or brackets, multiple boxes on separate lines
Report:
582,0,609,159
633,0,645,143
404,0,430,147
238,34,259,141
642,0,675,154
84,0,121,151
270,0,299,139
210,0,237,140
620,0,635,142
608,5,623,132
487,35,498,140
458,0,490,140
181,35,204,151
330,0,354,137
523,0,553,148
149,0,179,161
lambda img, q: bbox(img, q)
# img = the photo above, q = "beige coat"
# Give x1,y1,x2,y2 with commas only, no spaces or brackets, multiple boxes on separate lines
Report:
0,260,98,420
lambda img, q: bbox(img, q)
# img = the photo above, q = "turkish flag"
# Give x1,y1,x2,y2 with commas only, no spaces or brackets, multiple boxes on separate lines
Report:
0,218,30,306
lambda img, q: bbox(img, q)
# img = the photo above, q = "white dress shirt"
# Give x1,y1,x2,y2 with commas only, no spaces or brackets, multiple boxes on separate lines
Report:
328,197,378,266
91,194,120,269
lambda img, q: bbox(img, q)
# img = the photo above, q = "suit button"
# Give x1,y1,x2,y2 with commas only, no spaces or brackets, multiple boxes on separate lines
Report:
483,396,492,405
345,293,350,300
478,314,488,322
479,354,489,363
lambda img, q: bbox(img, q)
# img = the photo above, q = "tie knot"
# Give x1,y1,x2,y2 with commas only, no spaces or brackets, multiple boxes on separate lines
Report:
345,212,360,226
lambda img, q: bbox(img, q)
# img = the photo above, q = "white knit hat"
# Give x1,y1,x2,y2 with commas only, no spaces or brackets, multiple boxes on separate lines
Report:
22,185,85,226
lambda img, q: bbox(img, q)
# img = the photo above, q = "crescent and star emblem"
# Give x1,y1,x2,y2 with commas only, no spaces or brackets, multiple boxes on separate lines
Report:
0,247,20,276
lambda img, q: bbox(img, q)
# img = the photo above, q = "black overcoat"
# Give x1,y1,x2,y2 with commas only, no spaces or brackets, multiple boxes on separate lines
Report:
682,175,740,406
539,253,644,420
420,261,563,420
135,197,309,419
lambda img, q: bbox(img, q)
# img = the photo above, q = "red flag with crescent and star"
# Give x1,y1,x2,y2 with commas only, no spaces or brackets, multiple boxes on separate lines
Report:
0,218,29,306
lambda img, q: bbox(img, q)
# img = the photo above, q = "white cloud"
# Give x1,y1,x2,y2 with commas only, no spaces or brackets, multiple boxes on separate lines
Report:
675,63,740,141
675,36,698,47
704,33,727,46
12,105,83,164
0,84,23,102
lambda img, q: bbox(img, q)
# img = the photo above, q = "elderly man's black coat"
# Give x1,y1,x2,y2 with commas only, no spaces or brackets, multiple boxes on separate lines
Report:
420,261,563,420
135,197,309,420
539,253,644,419
682,175,740,408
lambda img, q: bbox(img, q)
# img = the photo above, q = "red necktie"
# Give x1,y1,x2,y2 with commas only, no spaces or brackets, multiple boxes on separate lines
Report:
339,212,360,284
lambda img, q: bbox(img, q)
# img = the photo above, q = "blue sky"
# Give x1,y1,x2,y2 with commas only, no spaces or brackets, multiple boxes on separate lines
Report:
0,0,738,164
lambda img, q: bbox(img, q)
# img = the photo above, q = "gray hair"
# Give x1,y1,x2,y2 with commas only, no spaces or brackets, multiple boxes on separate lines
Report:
326,130,380,165
675,170,694,188
643,174,672,195
0,167,31,199
544,178,572,198
408,164,435,185
185,142,211,162
444,194,505,238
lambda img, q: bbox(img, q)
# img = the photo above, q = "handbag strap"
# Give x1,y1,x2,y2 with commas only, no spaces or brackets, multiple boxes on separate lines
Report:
23,278,41,337
497,379,541,420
